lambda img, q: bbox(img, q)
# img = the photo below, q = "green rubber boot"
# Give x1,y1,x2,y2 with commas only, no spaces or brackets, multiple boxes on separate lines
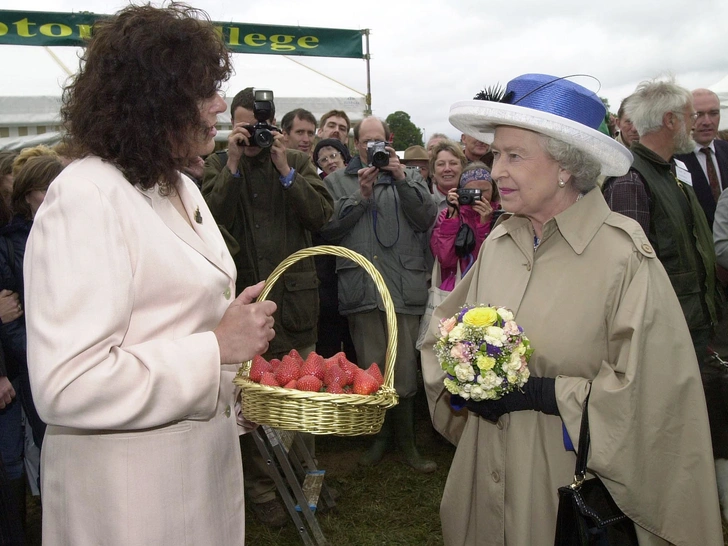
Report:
358,410,393,466
393,397,437,474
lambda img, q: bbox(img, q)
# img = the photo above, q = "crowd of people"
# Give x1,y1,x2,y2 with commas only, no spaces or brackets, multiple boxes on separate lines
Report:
0,4,727,546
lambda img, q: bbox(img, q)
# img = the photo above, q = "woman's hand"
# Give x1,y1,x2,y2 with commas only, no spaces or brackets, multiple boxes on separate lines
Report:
0,376,15,409
472,198,493,224
446,188,460,218
0,289,22,324
214,281,277,364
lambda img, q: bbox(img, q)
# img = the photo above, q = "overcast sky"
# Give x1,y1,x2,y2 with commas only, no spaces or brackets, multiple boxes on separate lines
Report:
2,0,728,140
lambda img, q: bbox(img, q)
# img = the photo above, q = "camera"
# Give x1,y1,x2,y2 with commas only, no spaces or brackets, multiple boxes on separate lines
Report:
366,141,390,168
457,188,482,205
243,88,280,148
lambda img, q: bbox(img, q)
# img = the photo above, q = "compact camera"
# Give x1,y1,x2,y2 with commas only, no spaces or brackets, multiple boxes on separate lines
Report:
243,88,280,148
366,141,390,168
457,188,482,205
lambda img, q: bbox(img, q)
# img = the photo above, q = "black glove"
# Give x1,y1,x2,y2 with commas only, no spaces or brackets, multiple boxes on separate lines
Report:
452,377,559,423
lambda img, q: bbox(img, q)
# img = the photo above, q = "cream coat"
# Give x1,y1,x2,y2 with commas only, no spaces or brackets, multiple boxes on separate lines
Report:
422,188,723,546
25,157,245,545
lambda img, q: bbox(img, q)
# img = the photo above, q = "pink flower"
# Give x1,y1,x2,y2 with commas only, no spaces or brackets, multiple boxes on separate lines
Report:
450,342,469,363
518,355,528,372
503,320,520,336
439,317,457,337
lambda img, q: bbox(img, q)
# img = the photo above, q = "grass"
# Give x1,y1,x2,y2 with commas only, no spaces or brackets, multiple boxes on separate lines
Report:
244,390,455,546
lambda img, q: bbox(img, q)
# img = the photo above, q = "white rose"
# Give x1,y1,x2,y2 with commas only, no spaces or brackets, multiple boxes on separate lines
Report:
497,308,514,322
481,370,502,390
470,385,485,401
448,323,466,341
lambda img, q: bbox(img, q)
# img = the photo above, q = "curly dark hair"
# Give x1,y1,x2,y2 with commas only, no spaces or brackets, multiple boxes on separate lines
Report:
61,3,232,193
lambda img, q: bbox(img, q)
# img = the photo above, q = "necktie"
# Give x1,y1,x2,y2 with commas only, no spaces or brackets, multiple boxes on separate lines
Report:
700,147,720,201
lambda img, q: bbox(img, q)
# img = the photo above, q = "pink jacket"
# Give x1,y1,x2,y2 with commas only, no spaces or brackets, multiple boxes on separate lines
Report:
430,204,497,291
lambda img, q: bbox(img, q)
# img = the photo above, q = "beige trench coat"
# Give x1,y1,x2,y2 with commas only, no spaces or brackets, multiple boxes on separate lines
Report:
421,188,722,546
25,157,245,545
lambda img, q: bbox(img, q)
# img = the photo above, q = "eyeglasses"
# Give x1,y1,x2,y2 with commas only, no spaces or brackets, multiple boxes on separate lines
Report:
318,151,341,165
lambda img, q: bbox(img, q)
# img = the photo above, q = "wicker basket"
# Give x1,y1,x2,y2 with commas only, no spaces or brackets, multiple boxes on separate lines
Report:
234,245,399,436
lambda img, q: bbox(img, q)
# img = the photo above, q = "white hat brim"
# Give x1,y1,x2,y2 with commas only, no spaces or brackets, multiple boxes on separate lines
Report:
449,100,633,177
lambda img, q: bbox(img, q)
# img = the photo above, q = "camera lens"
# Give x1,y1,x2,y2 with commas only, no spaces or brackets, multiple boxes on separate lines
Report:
372,151,389,168
254,129,274,148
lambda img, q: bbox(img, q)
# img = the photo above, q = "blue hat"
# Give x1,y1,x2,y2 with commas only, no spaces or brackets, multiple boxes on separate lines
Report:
448,74,632,176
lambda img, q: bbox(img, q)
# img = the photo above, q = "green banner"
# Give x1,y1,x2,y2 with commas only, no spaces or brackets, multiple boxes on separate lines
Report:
0,10,364,58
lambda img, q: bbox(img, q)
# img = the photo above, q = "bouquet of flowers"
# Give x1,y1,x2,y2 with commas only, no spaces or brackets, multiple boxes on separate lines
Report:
434,304,533,401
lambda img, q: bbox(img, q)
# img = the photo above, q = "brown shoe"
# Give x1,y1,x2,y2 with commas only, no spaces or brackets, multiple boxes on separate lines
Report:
250,498,289,528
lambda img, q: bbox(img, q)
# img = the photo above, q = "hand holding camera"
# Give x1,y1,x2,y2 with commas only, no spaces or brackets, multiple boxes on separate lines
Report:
365,142,405,181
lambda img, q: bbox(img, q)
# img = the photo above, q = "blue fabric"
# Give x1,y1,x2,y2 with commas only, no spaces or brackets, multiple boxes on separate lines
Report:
562,422,575,451
0,380,24,480
503,74,606,130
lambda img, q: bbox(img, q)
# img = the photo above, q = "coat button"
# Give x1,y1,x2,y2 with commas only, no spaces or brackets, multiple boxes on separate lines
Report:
641,243,653,254
224,405,231,418
526,263,532,271
224,287,231,299
496,420,504,430
491,471,500,483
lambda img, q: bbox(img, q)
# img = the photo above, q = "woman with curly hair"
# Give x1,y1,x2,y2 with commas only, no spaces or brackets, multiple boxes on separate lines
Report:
24,5,276,545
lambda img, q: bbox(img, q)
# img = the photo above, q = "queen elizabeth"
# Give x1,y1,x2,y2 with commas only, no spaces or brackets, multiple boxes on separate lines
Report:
422,74,723,546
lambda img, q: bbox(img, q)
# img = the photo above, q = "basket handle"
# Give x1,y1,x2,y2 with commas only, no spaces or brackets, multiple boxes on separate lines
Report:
244,245,398,390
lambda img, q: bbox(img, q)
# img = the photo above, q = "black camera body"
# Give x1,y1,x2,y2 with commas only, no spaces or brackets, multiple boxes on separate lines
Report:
366,141,389,168
243,88,280,148
457,188,482,205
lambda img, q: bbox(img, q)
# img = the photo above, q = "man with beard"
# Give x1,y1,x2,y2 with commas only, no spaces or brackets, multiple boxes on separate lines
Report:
603,78,721,365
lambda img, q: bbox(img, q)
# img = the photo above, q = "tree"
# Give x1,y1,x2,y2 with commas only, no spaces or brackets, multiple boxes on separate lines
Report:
385,111,423,150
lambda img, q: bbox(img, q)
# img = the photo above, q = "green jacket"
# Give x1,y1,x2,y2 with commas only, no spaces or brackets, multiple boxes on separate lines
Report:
629,143,720,335
319,156,437,316
202,148,333,358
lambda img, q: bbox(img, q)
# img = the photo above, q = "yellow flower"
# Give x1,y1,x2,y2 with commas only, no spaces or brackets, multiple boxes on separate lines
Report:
476,354,496,371
463,307,498,328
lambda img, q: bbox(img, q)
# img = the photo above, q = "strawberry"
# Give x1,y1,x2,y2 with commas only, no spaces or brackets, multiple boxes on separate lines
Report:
283,380,298,389
269,358,282,372
297,375,323,392
249,355,272,382
300,353,326,380
365,363,384,387
339,361,359,386
288,349,304,366
260,372,279,387
323,365,346,387
324,352,346,368
352,370,379,395
325,382,345,394
274,356,301,386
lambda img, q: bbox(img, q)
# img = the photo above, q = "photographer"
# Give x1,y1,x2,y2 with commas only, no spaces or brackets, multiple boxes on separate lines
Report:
430,162,501,291
202,87,333,527
319,116,437,473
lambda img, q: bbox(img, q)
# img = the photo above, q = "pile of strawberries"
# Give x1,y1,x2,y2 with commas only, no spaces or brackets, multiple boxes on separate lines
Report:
248,350,384,396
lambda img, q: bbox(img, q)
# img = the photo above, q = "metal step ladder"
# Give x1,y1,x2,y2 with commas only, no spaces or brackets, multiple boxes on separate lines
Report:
251,426,336,546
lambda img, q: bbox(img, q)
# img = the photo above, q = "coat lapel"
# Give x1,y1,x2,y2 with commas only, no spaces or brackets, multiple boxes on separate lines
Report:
135,180,235,281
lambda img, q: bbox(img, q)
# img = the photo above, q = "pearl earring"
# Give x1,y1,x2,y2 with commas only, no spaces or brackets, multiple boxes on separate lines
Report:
558,178,566,188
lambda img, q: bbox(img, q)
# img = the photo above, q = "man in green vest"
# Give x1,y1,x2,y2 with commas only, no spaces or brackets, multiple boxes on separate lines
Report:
603,77,721,367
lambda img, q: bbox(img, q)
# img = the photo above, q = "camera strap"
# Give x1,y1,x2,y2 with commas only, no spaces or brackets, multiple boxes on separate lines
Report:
372,178,400,249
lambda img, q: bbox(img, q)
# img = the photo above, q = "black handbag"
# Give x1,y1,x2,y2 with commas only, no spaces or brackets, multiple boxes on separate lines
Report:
554,392,638,545
454,221,475,258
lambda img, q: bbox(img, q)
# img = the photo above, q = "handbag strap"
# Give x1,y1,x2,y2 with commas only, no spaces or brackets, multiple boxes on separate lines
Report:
572,390,591,488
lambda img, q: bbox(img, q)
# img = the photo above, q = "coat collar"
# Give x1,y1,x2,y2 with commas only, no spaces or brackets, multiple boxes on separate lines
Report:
134,176,235,280
489,187,610,256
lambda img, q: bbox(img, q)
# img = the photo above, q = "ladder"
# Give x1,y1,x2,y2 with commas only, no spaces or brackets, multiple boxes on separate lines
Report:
251,426,336,546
